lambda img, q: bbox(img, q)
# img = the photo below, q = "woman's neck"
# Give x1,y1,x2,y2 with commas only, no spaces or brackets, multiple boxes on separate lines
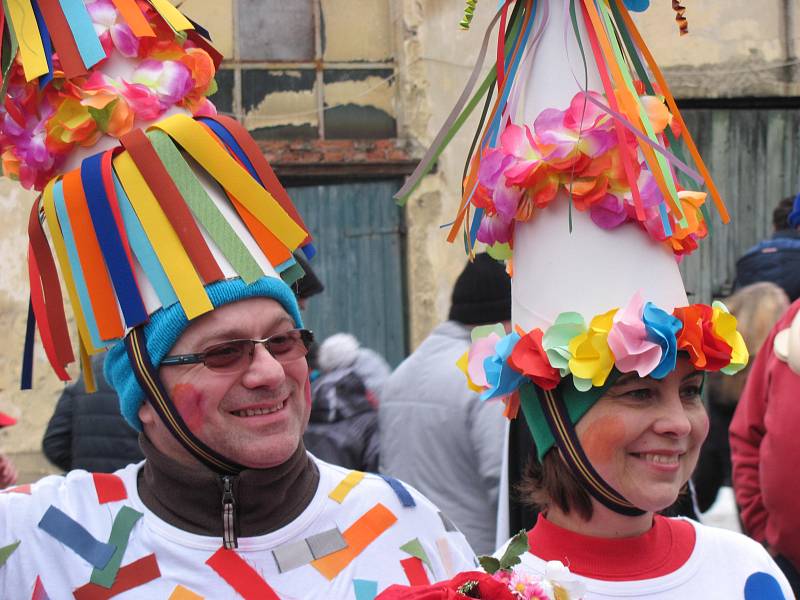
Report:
546,500,654,538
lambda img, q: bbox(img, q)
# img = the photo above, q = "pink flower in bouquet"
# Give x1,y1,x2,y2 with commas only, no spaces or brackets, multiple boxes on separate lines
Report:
477,211,514,245
130,60,194,111
88,0,140,58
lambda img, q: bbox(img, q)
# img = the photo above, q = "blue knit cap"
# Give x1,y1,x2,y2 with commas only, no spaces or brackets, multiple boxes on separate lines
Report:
105,276,303,431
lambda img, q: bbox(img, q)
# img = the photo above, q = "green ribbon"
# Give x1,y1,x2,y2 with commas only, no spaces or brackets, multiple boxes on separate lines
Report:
0,540,21,567
147,129,265,284
89,506,143,588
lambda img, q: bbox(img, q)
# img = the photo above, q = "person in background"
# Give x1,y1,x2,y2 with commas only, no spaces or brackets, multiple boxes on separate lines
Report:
734,194,800,301
692,282,789,513
305,333,390,472
42,354,143,473
731,297,800,595
380,253,510,555
0,411,18,488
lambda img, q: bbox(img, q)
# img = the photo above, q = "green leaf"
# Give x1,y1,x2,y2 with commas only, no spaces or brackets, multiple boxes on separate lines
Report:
498,529,529,571
477,554,501,575
205,77,219,98
87,99,118,134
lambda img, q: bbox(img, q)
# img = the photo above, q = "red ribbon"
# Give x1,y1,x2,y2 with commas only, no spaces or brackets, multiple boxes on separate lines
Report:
73,554,160,600
206,547,280,600
36,1,87,78
92,473,127,504
401,557,431,587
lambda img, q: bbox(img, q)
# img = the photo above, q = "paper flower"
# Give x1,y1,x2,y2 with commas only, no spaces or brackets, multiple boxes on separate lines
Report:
568,309,617,391
642,302,682,379
607,293,662,376
510,328,561,390
673,304,733,371
711,301,749,375
543,312,586,376
482,332,527,401
88,0,140,58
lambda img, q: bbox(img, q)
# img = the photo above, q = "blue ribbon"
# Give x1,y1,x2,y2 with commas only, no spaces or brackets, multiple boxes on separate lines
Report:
379,475,416,508
112,173,179,309
82,153,148,329
20,298,35,390
30,0,54,88
38,505,115,569
58,0,106,69
52,180,106,350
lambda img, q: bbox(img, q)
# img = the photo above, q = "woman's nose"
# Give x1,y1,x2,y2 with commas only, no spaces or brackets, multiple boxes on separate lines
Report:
652,395,693,438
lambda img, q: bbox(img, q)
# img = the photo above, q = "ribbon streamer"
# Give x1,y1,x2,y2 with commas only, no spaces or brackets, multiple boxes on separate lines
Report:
206,548,280,600
73,553,161,600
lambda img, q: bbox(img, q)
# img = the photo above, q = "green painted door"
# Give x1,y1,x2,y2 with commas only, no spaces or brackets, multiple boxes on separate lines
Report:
287,180,407,366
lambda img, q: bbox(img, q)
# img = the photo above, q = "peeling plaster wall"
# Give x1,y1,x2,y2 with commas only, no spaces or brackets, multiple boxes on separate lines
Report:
0,180,63,482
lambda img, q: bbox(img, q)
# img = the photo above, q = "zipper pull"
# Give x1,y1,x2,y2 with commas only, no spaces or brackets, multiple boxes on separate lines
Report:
221,475,238,549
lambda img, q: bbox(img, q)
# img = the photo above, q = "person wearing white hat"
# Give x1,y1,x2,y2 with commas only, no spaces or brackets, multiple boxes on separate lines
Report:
0,3,474,597
392,0,794,597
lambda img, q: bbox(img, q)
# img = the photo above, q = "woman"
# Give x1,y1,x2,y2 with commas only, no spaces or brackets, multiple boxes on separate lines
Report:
512,356,792,598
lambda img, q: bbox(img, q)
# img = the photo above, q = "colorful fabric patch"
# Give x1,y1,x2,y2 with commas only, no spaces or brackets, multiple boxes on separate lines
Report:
271,528,347,573
353,579,379,600
92,473,127,504
90,506,143,587
436,537,455,578
0,540,21,567
438,512,459,533
31,575,50,600
328,471,365,504
169,585,203,600
312,503,397,580
378,475,416,508
37,506,115,569
1,484,31,494
206,547,280,600
400,538,432,571
744,572,786,599
73,553,160,600
400,556,431,586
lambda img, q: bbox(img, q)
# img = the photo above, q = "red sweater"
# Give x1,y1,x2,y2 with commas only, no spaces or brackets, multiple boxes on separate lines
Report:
730,298,800,567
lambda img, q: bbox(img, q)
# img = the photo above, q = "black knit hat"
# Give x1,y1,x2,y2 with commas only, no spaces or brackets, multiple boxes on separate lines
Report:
449,253,511,325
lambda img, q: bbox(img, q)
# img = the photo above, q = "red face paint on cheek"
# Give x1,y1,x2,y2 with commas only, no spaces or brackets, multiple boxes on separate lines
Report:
580,415,628,466
171,383,207,434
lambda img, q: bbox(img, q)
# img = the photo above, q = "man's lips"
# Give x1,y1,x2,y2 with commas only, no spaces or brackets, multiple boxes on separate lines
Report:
228,399,287,418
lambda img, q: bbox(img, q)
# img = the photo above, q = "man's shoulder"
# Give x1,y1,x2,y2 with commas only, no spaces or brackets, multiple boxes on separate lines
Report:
314,459,462,528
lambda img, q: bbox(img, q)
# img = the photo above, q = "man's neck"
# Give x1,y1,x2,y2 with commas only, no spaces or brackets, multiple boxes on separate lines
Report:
137,434,320,538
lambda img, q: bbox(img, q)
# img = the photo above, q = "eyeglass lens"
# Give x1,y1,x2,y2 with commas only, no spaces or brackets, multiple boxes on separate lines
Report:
203,330,309,371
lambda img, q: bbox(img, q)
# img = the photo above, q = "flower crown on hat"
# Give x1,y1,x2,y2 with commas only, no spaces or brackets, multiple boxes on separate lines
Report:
7,0,314,390
1,0,222,191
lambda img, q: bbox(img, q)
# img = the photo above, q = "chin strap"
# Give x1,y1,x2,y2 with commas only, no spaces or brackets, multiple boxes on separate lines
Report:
536,386,645,517
125,326,244,475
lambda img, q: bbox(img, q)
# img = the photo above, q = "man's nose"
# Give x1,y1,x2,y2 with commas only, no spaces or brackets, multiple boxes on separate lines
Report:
241,343,286,388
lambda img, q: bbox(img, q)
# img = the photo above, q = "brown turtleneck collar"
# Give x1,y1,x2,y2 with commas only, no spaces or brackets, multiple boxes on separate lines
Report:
137,434,320,538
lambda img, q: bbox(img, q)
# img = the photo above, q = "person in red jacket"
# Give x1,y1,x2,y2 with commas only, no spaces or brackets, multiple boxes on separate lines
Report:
730,297,800,595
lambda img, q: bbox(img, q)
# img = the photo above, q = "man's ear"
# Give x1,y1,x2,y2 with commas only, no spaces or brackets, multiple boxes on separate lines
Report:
138,402,157,428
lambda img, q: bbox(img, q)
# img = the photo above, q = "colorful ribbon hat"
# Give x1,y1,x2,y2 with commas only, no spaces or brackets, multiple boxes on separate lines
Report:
4,1,314,475
409,0,747,516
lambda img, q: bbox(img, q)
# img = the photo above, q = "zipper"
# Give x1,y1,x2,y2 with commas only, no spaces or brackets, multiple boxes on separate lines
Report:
221,475,238,549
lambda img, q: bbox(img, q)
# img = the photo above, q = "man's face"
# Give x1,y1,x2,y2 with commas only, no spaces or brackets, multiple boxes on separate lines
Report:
140,297,310,469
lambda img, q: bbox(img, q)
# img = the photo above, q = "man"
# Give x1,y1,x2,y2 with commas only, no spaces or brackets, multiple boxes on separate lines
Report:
380,253,509,555
0,3,474,596
735,194,800,301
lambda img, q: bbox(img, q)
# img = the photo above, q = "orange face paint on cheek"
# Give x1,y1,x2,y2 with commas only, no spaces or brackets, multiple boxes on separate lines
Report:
580,415,628,466
171,383,207,434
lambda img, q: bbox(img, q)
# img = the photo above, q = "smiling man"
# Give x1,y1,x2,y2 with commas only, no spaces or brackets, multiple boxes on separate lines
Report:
0,2,474,596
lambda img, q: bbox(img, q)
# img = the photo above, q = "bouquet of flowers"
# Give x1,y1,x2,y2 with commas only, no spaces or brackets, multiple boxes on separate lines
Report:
377,532,585,599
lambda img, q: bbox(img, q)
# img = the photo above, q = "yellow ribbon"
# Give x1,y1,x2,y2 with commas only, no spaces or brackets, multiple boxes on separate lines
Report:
150,115,307,252
6,0,48,81
148,0,194,31
114,150,213,319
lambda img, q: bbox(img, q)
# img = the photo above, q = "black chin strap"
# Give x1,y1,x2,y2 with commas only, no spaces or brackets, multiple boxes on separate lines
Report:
125,326,244,475
536,386,645,517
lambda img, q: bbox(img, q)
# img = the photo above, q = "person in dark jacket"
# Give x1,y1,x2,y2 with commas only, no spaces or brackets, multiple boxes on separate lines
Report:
304,333,389,472
42,354,143,473
735,195,800,301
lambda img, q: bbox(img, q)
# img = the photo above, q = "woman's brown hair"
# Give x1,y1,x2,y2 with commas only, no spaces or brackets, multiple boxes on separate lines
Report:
517,449,594,521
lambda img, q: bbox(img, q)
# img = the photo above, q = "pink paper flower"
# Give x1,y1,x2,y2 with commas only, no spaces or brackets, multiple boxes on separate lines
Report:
88,0,140,58
607,292,662,376
130,60,194,110
467,333,503,388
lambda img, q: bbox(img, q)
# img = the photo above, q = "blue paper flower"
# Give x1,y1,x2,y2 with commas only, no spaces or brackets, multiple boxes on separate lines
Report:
481,332,526,401
623,0,650,12
642,302,682,379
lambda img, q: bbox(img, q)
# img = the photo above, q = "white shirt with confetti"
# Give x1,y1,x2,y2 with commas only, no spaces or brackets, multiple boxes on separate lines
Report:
0,455,476,599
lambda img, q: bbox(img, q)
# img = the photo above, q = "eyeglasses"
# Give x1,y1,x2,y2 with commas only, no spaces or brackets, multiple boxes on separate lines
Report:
160,329,314,373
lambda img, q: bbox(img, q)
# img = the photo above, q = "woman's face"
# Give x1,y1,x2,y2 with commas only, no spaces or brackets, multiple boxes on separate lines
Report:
575,357,709,513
